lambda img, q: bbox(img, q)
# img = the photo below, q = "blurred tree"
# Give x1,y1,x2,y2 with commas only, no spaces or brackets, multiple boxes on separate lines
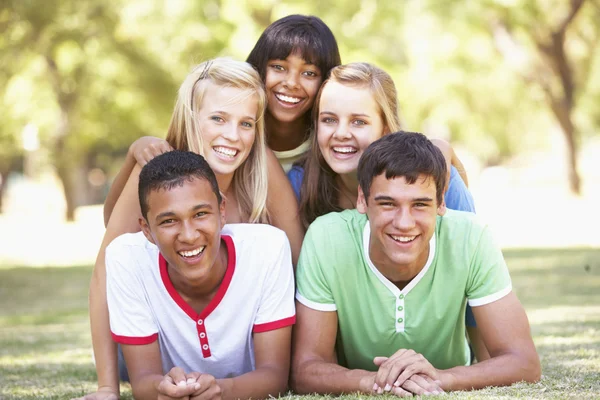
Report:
487,0,599,194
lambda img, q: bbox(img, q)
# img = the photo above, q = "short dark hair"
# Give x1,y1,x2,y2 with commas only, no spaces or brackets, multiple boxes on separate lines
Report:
246,14,341,82
138,150,222,219
357,132,447,205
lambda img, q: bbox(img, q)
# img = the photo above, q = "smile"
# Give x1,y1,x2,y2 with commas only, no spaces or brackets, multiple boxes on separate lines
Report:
213,146,239,159
275,93,303,104
389,234,417,243
332,146,357,154
178,246,205,258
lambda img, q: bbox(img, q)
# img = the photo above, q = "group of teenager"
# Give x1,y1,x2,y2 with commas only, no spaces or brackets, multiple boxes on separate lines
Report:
75,15,541,400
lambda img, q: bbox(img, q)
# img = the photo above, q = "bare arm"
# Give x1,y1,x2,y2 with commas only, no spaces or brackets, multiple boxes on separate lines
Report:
88,165,145,397
439,292,541,390
291,302,375,395
265,149,304,266
104,137,172,226
218,327,292,399
430,138,469,188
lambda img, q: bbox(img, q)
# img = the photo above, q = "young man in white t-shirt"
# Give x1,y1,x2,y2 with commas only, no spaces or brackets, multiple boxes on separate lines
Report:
105,150,295,400
291,132,540,397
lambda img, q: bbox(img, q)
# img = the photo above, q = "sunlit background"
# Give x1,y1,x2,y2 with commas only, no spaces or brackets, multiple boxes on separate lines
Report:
1,0,599,266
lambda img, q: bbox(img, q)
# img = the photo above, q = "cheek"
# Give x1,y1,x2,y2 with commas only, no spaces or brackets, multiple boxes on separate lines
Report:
316,125,332,152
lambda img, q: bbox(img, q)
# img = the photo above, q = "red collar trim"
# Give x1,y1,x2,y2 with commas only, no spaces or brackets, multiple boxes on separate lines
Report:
159,235,236,321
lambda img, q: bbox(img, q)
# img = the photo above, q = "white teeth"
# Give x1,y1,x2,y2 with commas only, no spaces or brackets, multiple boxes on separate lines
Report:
275,93,302,104
213,146,238,158
179,246,205,258
390,235,416,243
333,146,357,154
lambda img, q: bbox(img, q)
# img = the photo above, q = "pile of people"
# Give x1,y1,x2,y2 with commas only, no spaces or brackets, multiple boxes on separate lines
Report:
76,15,541,400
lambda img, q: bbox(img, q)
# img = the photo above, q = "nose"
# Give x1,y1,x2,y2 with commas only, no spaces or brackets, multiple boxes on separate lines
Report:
332,123,352,140
283,71,300,89
393,208,416,231
178,220,200,243
221,123,241,142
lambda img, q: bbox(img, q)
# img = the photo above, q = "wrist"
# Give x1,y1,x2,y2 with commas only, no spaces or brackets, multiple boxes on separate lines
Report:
437,369,457,391
97,385,119,396
358,372,376,394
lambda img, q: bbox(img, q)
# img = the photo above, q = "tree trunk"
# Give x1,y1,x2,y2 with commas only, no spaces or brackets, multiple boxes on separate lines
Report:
53,112,78,221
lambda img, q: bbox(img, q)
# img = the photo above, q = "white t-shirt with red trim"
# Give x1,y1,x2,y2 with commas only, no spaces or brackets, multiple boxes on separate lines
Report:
106,224,296,378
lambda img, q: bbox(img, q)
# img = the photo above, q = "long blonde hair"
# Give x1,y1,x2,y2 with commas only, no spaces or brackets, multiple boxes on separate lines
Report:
300,62,401,228
166,58,269,223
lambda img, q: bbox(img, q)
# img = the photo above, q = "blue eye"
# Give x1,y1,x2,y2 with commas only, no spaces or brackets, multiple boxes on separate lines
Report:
353,119,367,126
321,117,336,124
211,116,224,123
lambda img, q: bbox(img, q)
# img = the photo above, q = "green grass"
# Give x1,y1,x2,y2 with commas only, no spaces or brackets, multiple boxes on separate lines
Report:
1,248,599,399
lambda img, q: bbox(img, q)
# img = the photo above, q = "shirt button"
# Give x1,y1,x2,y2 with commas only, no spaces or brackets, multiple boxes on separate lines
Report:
202,344,209,350
399,294,404,299
397,306,403,311
199,332,206,339
397,317,403,323
197,319,203,325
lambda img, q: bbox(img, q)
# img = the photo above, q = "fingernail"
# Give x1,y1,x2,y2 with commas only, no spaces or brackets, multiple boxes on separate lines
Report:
384,384,391,391
194,383,201,390
373,383,379,391
393,381,400,387
377,387,383,394
186,378,195,384
177,381,186,387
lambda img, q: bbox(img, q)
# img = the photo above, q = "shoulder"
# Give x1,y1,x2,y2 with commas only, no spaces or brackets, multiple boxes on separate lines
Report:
305,210,366,245
445,166,476,212
222,223,289,251
106,231,155,257
437,209,490,247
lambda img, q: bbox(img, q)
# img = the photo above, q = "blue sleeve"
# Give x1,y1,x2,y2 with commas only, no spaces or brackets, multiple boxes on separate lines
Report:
444,166,476,213
286,165,304,202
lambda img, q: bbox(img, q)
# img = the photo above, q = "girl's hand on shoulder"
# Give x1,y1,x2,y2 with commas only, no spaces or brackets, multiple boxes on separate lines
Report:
129,136,173,166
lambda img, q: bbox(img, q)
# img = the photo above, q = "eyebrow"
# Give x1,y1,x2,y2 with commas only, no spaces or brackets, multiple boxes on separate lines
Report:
319,111,371,118
211,110,256,122
372,195,434,202
154,203,213,222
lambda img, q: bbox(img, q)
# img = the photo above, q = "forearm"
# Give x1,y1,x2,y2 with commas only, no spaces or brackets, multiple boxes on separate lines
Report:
292,360,374,395
89,251,119,393
440,352,541,391
129,373,165,400
218,366,288,400
104,151,137,226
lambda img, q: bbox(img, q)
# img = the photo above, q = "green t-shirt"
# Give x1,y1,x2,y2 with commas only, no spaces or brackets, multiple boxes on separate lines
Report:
296,209,512,370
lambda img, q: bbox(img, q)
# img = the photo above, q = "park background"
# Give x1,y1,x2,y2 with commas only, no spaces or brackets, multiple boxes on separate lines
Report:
0,0,599,398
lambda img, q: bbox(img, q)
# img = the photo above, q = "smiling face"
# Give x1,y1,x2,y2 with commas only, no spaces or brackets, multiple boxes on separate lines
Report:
140,176,227,288
196,82,259,178
317,81,387,175
357,173,446,282
264,52,322,124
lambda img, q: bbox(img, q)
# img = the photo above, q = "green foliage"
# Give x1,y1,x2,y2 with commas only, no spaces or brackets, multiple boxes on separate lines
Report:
0,0,598,204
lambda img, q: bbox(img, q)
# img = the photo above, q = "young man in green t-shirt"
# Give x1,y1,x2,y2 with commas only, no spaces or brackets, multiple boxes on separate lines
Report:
291,132,540,397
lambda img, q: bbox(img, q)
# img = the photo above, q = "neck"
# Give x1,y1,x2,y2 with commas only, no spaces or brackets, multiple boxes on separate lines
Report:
216,172,234,195
265,112,309,151
369,241,430,290
336,172,359,209
170,240,228,303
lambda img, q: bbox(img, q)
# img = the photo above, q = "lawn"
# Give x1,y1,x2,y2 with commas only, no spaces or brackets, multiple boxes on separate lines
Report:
0,248,598,399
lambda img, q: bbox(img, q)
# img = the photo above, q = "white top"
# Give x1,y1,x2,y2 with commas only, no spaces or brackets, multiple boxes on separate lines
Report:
106,224,296,378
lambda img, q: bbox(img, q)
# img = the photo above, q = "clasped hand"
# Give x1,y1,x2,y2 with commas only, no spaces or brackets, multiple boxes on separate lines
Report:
157,367,222,400
368,349,445,397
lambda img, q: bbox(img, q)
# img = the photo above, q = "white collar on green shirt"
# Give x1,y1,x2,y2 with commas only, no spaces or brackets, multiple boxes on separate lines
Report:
362,221,436,297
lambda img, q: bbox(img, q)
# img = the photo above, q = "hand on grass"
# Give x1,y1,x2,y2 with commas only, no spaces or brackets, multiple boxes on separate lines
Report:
72,386,119,400
157,367,221,400
372,349,441,395
129,136,172,166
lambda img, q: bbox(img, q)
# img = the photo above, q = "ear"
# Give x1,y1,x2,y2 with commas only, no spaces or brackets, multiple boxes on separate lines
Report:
356,186,368,214
382,124,391,135
437,194,447,216
139,217,156,245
